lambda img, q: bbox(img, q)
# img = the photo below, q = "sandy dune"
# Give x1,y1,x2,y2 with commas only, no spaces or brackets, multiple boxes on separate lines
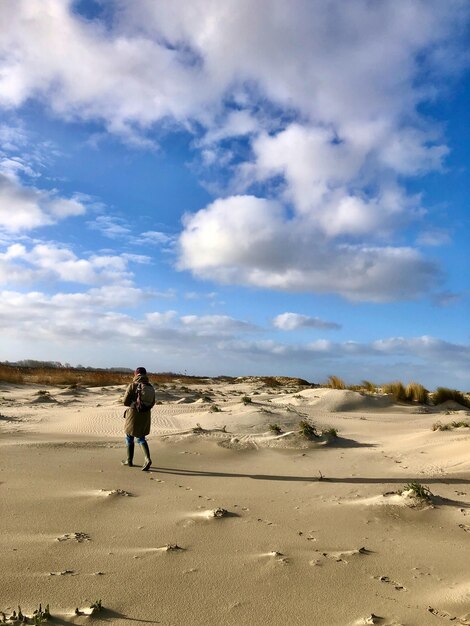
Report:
1,379,470,625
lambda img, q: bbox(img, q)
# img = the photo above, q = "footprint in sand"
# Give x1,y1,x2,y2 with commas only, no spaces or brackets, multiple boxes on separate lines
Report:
98,488,132,497
56,532,90,542
427,606,455,619
376,575,407,591
261,550,289,564
162,543,185,552
355,615,383,625
322,547,371,564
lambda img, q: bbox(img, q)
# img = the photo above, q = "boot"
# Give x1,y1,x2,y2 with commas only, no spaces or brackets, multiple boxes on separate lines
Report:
140,441,152,471
121,441,134,467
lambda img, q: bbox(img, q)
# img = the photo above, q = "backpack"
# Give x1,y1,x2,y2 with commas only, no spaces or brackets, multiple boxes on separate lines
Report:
135,382,156,412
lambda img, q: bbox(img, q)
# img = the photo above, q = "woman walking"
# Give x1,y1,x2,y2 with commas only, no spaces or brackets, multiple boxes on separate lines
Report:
122,367,155,471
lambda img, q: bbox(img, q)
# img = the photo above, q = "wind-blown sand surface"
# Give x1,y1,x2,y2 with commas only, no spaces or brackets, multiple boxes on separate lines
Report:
1,379,470,625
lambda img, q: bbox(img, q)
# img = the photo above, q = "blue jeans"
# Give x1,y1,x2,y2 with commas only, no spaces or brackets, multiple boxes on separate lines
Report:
126,435,146,445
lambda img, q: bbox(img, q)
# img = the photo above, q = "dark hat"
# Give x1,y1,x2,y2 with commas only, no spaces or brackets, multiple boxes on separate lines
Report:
134,366,147,376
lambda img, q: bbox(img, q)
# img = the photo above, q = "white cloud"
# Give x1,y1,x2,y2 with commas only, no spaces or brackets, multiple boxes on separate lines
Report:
87,215,131,239
0,286,467,387
0,1,464,144
1,0,467,300
139,231,175,247
180,314,259,335
0,243,134,286
178,195,439,301
273,312,341,331
0,173,86,232
417,228,451,247
0,289,256,347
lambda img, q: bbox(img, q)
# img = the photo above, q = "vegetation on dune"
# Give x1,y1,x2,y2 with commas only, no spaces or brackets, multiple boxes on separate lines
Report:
299,419,321,439
2,363,467,410
405,382,429,404
382,381,408,403
432,387,470,408
432,420,469,431
269,423,283,434
322,426,338,439
0,362,218,387
326,375,346,389
402,481,433,502
0,362,313,389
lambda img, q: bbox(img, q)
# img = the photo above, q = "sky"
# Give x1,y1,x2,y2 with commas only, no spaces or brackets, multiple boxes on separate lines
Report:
0,0,469,388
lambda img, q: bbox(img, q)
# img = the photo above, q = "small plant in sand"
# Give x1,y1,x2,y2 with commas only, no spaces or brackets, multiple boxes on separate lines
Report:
433,420,469,431
432,387,470,409
403,481,433,502
299,419,319,439
269,423,282,434
327,375,345,390
90,599,102,612
361,380,377,393
382,381,407,403
241,396,252,404
405,382,429,404
321,426,338,439
209,404,221,412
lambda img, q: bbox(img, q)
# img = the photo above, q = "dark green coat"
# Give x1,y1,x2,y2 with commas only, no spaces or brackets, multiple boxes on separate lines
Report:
123,374,152,438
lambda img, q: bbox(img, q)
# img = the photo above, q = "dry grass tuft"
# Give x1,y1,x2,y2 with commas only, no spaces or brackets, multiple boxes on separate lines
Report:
327,375,346,390
382,381,407,403
432,420,469,431
405,382,429,404
0,363,208,387
432,387,470,409
299,420,319,439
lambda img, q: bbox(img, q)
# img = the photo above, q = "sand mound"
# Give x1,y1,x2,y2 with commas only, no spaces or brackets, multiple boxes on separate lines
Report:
272,388,392,412
436,400,470,412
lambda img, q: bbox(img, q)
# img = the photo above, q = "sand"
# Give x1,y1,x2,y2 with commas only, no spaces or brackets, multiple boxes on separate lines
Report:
1,379,470,625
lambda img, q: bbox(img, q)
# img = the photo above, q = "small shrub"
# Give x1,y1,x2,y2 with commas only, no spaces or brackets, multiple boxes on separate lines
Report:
347,384,362,392
241,396,252,404
433,420,470,431
361,380,376,393
90,599,102,612
403,481,432,501
382,381,407,403
209,405,221,412
262,377,281,387
433,387,470,409
327,375,345,390
299,420,319,439
405,382,429,404
269,423,282,434
322,427,338,438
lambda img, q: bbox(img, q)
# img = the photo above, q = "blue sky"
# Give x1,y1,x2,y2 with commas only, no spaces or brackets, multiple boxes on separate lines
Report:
0,0,469,388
